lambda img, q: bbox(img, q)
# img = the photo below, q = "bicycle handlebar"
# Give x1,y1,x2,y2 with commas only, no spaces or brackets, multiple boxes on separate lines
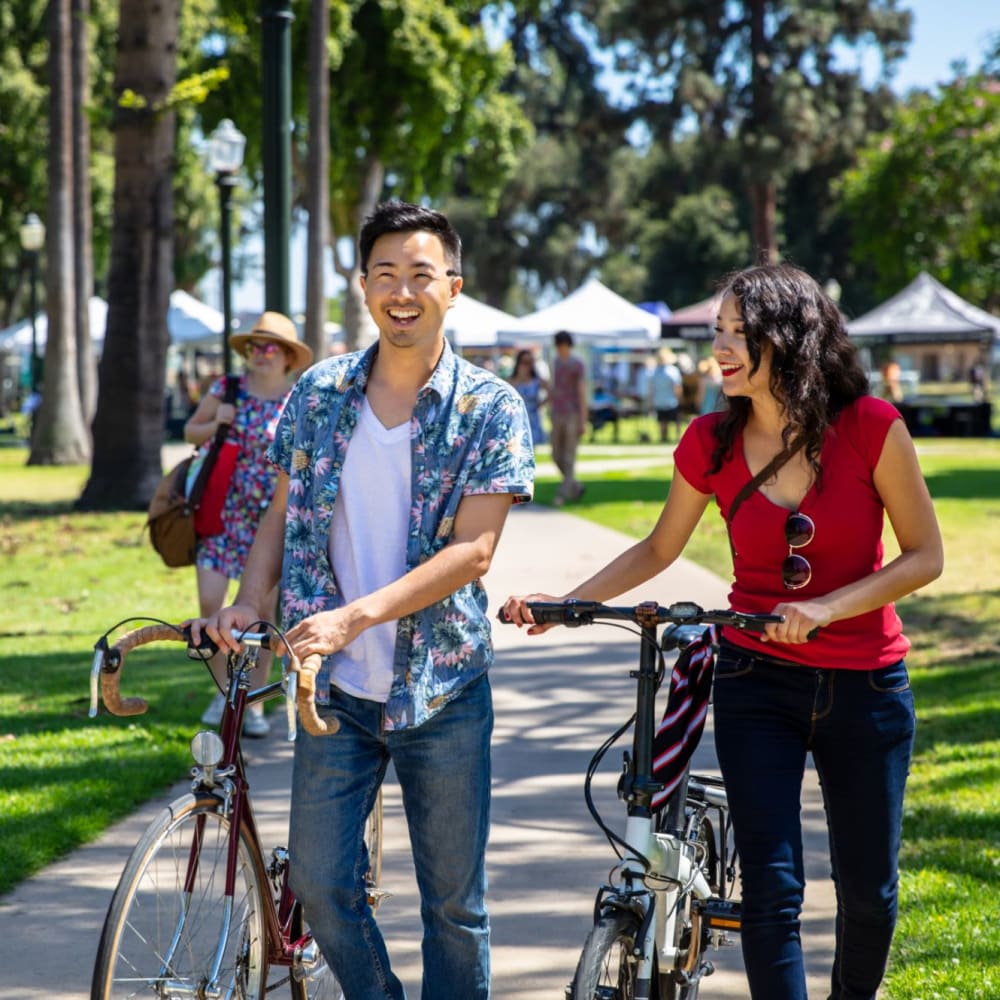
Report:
498,599,784,632
89,623,339,737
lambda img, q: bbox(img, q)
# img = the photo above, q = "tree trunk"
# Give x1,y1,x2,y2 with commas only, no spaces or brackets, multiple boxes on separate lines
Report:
77,0,178,509
73,0,98,423
746,0,778,264
303,0,329,363
29,0,90,466
333,156,384,352
749,179,777,265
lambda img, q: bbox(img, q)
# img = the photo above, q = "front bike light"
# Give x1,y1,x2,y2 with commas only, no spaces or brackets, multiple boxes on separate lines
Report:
191,729,224,767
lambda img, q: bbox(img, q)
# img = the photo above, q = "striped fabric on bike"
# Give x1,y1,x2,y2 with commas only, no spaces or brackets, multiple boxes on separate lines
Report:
651,626,717,811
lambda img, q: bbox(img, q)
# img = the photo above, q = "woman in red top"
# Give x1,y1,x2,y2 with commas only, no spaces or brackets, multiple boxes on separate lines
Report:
503,263,943,1000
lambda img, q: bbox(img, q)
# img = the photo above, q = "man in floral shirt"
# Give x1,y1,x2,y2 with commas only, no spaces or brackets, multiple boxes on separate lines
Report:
200,201,533,999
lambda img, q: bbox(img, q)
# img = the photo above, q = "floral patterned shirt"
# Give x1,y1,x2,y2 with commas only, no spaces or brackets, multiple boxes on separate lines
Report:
269,340,534,730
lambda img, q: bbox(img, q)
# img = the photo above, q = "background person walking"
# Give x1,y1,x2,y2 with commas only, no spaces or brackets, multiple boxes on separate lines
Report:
508,348,548,449
548,329,588,505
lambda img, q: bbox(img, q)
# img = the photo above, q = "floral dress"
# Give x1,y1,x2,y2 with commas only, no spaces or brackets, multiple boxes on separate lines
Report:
195,375,290,581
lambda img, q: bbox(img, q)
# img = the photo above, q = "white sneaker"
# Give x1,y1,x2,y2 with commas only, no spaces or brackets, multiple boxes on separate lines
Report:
242,706,270,739
201,692,226,726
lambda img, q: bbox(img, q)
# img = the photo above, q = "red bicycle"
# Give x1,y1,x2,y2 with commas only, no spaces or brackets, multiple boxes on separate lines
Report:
88,618,384,999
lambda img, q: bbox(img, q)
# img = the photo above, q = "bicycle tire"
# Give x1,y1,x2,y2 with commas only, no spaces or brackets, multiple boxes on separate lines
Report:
570,909,645,999
91,794,266,1000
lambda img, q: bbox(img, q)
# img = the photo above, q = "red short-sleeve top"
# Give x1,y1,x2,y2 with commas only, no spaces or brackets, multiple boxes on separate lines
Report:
673,396,909,670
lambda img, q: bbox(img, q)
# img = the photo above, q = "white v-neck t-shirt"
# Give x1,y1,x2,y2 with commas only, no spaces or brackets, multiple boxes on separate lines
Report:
327,396,411,702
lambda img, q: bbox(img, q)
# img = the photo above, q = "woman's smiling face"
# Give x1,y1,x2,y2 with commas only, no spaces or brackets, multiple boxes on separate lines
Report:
713,291,773,400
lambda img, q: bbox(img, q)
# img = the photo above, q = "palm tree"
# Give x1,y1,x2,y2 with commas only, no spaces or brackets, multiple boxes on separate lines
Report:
30,0,90,465
79,0,179,508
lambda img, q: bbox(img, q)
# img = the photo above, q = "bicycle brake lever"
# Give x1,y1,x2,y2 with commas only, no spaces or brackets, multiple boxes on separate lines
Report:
89,640,107,718
284,668,298,743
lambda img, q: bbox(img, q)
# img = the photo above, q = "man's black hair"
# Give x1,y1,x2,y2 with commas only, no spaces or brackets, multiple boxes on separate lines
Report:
554,330,574,347
358,200,462,277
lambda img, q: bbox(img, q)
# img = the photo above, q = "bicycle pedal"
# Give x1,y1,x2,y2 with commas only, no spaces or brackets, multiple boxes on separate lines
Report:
367,886,393,906
696,897,742,932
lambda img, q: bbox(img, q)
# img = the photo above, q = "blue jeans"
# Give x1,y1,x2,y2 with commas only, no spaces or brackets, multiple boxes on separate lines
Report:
289,674,493,1000
712,642,915,1000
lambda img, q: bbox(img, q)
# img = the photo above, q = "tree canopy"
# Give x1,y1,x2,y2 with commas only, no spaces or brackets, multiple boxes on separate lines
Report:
839,69,1000,309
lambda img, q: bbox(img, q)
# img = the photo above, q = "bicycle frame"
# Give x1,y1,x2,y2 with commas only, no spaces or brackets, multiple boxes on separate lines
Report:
600,619,715,999
507,600,780,1000
174,643,321,990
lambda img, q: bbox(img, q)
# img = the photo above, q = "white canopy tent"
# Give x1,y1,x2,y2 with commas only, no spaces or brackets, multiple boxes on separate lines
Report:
498,278,661,346
444,293,518,348
0,296,109,355
167,289,225,347
0,291,225,359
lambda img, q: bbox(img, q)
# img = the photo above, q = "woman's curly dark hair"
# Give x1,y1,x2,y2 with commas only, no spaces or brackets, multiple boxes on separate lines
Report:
709,263,869,483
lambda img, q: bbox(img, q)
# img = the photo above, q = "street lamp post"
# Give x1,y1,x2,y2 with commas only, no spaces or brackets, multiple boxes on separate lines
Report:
261,1,294,316
19,212,46,393
206,119,247,375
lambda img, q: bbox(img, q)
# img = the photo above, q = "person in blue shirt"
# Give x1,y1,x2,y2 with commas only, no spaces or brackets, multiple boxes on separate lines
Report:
194,200,534,999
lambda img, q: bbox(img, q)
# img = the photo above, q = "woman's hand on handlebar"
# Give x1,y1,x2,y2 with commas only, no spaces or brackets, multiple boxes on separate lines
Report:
500,593,564,634
184,603,262,654
763,599,831,644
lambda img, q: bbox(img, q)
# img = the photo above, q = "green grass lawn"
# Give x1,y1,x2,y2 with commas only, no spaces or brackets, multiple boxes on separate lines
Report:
2,435,999,996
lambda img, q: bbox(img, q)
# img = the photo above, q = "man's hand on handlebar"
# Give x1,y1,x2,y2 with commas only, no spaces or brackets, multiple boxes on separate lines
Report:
184,603,263,654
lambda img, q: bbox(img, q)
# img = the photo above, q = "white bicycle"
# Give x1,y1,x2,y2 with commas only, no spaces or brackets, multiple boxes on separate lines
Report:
504,600,780,1000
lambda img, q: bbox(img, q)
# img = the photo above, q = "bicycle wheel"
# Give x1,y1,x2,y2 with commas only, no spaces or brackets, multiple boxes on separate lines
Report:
571,909,644,999
92,794,266,1000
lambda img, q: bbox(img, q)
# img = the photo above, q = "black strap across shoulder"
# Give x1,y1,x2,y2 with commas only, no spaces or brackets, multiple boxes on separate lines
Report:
726,435,805,559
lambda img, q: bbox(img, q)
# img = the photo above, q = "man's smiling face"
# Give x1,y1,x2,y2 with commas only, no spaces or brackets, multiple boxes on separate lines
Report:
361,230,462,352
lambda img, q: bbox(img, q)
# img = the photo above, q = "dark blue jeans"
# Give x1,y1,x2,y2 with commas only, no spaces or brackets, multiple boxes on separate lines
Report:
712,641,915,1000
289,674,493,1000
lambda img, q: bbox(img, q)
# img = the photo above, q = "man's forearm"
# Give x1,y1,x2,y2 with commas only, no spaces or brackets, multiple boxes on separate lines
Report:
234,501,286,613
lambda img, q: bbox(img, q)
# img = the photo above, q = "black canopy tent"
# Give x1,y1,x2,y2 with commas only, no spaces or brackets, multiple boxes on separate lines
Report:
846,272,998,436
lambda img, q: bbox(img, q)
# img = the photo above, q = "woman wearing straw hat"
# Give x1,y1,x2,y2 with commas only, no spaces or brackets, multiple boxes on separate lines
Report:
184,311,313,735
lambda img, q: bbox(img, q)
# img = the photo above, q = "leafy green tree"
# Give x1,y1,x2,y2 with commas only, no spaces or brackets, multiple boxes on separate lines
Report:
582,0,911,262
200,0,531,347
839,71,1000,309
0,1,50,331
442,0,634,312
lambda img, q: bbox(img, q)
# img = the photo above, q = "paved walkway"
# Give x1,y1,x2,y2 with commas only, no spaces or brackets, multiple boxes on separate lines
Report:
0,501,836,998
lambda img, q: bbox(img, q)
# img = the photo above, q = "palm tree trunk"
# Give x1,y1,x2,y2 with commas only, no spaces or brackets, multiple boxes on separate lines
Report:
78,0,178,508
29,0,90,465
333,156,384,352
73,0,98,423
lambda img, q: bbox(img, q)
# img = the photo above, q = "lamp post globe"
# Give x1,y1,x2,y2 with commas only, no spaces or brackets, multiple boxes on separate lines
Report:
206,119,246,375
19,212,46,393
